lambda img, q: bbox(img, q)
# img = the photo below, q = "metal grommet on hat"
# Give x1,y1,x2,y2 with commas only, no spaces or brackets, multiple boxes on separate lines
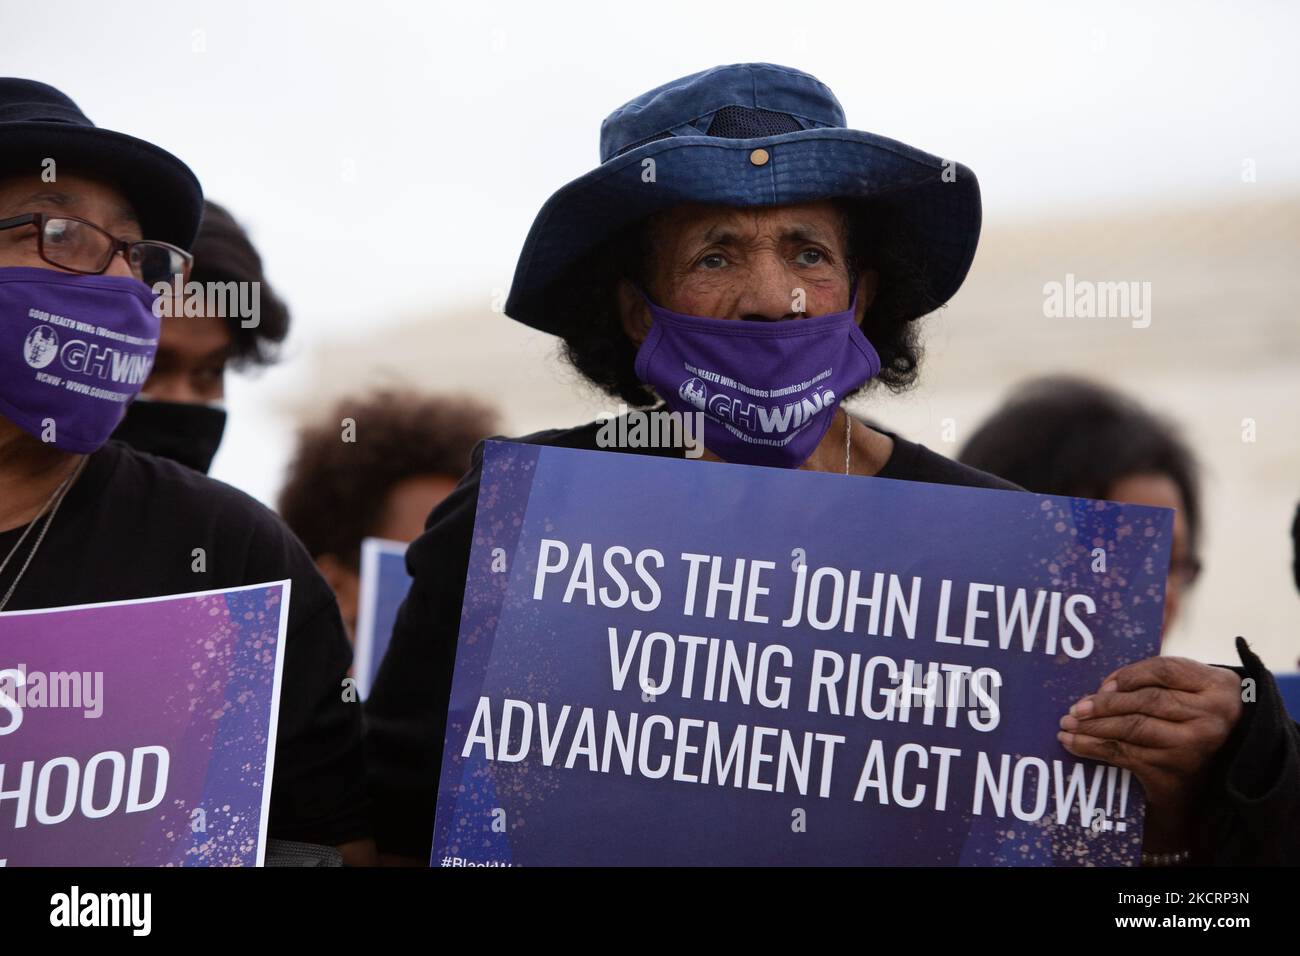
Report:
749,147,770,166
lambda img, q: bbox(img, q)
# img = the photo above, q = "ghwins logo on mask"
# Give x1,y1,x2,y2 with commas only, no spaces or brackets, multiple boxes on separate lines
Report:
678,377,708,410
23,325,59,369
23,323,152,385
692,381,838,437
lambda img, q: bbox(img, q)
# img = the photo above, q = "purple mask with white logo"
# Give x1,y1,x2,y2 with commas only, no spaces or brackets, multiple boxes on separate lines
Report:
633,289,881,468
0,267,159,453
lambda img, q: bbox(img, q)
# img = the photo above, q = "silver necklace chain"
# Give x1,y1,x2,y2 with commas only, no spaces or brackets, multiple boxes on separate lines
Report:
0,457,86,612
843,410,853,475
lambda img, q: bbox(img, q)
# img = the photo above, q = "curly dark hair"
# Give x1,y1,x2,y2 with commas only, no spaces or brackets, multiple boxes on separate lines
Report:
191,200,291,369
544,199,938,406
958,375,1203,556
278,390,499,567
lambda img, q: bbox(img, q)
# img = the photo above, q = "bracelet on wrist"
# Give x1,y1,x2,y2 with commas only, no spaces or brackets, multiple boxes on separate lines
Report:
1141,848,1192,866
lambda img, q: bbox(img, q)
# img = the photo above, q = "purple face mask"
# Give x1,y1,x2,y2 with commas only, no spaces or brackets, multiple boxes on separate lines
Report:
0,267,159,453
633,289,881,468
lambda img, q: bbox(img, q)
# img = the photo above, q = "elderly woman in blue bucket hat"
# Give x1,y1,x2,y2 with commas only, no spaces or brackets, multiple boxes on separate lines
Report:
365,64,1296,865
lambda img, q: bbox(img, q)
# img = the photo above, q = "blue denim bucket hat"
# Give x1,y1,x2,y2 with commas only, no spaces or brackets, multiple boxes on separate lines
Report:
505,62,981,334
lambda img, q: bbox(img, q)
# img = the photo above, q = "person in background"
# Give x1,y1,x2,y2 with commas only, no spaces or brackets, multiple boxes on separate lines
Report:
278,389,499,636
957,374,1203,635
959,374,1300,864
111,199,291,473
0,78,374,864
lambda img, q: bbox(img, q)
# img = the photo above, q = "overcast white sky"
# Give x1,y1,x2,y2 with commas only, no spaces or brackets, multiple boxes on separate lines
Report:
4,0,1298,336
4,0,1299,508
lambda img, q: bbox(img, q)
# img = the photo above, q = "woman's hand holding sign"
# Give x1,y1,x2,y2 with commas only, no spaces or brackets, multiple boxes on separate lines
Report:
1058,656,1244,852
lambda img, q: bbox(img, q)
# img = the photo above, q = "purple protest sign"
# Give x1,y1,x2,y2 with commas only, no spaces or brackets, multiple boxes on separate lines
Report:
433,443,1172,867
0,581,289,867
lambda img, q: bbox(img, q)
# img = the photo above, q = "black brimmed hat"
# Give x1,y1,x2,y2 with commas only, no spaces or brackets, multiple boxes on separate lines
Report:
0,78,203,248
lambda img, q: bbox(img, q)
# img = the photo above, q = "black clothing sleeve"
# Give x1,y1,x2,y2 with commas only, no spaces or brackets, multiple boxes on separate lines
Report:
363,426,594,857
261,585,372,847
1194,637,1300,865
362,538,462,857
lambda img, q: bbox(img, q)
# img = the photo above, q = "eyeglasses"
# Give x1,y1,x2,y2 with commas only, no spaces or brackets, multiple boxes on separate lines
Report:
0,212,193,286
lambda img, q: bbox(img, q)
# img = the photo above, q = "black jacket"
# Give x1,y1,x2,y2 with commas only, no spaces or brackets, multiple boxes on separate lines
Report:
1198,638,1300,864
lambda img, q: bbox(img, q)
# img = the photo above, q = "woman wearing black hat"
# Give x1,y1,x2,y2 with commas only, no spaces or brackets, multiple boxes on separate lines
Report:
0,79,374,864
